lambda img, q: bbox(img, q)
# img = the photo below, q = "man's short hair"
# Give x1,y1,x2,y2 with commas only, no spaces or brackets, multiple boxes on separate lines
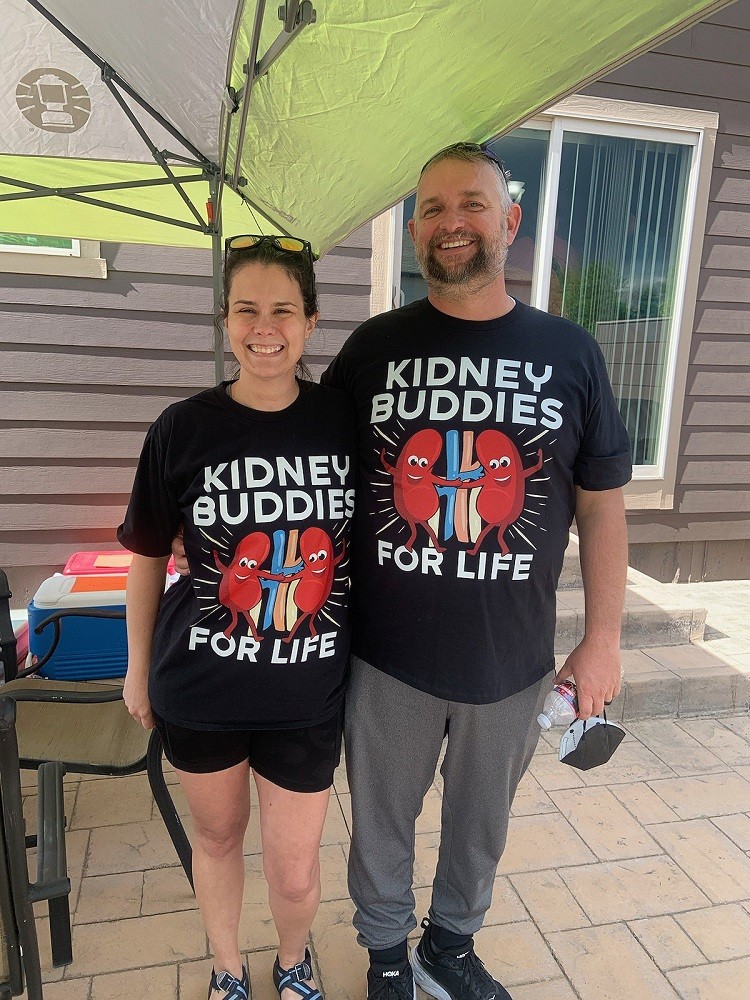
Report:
420,141,513,211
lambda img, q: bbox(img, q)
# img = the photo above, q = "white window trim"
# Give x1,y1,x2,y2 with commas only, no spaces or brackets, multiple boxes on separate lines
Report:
0,237,80,257
0,238,107,279
376,94,718,512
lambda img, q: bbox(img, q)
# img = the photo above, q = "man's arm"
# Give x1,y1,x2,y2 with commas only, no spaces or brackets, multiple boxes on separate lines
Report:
555,486,627,719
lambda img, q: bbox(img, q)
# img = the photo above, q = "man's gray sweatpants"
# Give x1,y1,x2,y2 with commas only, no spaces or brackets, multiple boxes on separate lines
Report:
345,655,552,949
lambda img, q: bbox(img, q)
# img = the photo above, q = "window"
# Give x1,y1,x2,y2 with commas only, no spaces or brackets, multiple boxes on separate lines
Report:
0,233,80,257
0,234,106,278
390,97,717,506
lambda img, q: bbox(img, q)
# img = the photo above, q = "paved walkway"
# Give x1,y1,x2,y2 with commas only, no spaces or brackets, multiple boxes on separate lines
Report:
22,581,750,999
24,710,750,1000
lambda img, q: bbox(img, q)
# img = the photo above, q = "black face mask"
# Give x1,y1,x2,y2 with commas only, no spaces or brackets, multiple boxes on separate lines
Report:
558,714,626,771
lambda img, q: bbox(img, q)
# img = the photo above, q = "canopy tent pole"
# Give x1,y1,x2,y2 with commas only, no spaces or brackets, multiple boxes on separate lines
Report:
229,0,317,191
209,171,225,384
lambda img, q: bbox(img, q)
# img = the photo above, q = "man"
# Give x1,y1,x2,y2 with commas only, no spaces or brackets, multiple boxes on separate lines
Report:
320,142,631,1000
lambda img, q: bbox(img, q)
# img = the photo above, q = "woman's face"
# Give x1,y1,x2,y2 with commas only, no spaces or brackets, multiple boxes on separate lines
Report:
224,261,317,388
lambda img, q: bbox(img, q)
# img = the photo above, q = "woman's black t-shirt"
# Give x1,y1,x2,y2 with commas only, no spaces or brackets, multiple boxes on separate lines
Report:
117,380,355,731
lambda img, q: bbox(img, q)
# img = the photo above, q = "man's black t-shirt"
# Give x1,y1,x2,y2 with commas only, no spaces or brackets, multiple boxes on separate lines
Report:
118,381,355,730
322,298,631,705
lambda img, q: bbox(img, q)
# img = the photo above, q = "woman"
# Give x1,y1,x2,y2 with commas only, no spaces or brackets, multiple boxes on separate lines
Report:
118,235,355,1000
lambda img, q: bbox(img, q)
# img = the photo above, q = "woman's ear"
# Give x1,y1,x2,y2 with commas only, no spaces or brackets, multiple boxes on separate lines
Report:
305,311,319,340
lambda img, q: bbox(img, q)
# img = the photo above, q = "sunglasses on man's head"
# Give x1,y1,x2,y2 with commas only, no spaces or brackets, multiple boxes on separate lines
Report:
224,234,314,264
421,141,509,182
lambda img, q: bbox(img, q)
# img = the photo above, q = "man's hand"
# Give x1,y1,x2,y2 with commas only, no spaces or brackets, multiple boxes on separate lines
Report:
123,669,155,730
171,526,189,576
556,637,621,719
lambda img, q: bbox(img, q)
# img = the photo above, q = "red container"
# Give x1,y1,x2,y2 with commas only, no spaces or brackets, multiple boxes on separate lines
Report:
63,549,176,575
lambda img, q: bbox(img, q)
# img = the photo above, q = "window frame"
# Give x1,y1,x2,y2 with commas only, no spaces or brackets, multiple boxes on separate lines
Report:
0,238,107,278
380,94,718,511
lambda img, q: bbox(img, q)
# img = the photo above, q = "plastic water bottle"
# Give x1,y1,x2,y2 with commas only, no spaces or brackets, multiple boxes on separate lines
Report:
537,679,578,730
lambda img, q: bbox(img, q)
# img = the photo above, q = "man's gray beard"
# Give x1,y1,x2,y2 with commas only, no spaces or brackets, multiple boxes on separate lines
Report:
417,234,508,288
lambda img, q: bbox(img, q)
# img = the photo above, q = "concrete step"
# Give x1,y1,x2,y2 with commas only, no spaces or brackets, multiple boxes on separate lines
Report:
552,535,750,722
554,583,707,653
552,645,750,724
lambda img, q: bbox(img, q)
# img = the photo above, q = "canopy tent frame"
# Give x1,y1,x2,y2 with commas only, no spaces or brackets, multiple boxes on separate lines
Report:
2,0,734,385
8,0,318,382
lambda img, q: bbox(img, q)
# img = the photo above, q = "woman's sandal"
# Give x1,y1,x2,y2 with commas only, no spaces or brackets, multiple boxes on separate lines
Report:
272,948,322,999
208,965,250,999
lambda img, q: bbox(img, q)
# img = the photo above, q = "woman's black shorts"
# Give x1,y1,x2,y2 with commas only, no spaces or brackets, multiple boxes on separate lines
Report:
152,709,343,793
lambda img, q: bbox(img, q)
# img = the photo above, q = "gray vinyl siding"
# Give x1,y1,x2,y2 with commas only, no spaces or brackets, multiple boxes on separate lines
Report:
0,226,371,603
583,0,750,580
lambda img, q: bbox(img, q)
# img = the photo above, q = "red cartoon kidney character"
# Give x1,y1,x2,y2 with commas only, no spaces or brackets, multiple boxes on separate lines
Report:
468,430,543,556
213,532,281,639
283,527,346,643
381,429,461,552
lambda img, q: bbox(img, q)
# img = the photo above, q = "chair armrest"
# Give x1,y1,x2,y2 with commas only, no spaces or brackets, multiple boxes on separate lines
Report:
18,608,127,678
30,762,70,903
0,568,19,682
1,683,124,705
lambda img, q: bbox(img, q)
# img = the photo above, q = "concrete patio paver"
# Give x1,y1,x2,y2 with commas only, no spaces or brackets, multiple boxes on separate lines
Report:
13,578,750,998
15,707,750,999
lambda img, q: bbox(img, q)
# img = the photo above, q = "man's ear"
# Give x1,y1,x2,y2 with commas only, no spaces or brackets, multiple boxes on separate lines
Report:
506,204,522,245
407,216,416,241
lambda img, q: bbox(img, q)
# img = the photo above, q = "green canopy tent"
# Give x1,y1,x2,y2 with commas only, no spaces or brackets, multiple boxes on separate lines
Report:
1,0,731,379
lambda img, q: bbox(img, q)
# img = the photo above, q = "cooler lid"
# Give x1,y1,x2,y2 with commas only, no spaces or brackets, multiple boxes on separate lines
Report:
32,574,127,608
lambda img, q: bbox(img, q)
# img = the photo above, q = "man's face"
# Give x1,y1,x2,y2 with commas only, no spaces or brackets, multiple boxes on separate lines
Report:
408,157,521,289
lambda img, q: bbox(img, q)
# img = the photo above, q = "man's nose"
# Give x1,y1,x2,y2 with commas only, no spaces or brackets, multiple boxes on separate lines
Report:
440,208,466,231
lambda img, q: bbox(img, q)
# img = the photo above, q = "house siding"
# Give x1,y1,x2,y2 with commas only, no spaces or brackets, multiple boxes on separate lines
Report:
583,0,750,581
0,227,371,604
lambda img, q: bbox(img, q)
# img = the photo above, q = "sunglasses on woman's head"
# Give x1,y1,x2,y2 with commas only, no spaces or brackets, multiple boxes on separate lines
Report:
224,234,314,264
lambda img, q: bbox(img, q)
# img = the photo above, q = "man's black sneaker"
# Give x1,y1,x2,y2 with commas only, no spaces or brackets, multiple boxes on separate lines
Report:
410,922,511,1000
367,958,417,1000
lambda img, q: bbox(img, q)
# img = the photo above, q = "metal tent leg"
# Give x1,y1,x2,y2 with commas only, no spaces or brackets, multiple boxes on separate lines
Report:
146,730,193,890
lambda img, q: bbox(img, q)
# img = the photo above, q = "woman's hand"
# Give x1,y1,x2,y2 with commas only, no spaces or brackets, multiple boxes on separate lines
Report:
123,668,155,730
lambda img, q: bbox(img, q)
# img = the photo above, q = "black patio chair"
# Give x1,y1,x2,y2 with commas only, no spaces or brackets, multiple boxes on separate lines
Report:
0,694,70,999
0,569,193,895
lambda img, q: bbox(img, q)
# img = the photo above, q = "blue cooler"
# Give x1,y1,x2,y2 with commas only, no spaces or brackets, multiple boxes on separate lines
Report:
28,574,128,680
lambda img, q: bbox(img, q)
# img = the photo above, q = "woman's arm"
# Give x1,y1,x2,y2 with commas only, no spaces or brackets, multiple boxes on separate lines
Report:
123,553,170,729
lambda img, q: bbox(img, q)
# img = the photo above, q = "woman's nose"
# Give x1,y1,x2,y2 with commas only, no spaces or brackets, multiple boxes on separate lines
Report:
250,315,275,334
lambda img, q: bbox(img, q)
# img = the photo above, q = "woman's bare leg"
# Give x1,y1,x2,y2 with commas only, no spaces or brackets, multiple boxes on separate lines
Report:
177,762,251,996
254,771,330,998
